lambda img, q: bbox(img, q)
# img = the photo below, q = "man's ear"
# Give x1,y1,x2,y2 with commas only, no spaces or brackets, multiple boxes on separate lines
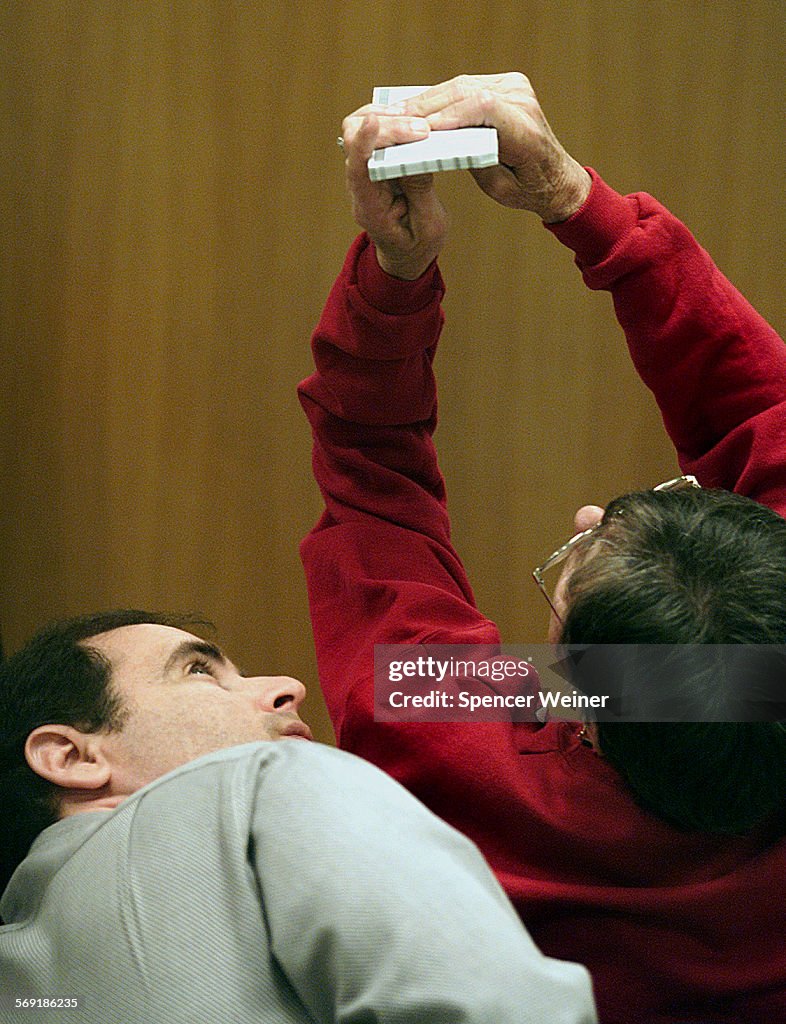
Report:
25,725,111,791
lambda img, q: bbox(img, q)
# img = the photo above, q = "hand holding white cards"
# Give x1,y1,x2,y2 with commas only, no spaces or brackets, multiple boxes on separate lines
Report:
340,73,591,279
395,74,591,221
340,104,449,281
368,86,499,182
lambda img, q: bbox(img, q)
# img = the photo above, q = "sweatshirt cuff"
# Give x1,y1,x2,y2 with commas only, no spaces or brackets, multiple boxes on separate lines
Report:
355,234,445,315
546,168,639,267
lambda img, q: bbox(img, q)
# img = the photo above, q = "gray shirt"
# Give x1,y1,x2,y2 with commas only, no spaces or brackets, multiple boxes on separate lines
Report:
1,741,596,1023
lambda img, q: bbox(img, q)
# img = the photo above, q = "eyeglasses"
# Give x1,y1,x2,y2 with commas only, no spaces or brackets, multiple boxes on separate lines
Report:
532,475,702,622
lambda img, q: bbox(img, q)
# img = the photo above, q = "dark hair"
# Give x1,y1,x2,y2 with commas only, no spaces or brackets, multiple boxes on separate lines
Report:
561,487,786,835
0,610,204,894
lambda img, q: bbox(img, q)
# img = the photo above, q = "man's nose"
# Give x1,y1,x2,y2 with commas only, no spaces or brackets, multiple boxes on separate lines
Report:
251,676,307,713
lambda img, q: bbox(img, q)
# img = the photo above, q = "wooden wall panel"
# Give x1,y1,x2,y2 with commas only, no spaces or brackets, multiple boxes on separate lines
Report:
2,1,784,742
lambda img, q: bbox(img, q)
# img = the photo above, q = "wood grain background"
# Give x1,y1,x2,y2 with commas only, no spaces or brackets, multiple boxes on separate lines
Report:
2,1,784,741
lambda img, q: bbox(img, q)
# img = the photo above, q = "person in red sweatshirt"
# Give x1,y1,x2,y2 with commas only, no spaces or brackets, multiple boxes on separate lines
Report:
299,73,786,1023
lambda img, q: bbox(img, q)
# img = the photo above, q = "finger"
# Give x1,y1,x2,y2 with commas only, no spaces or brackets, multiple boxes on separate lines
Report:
424,88,539,138
344,115,399,233
419,90,498,132
344,101,416,122
426,89,541,170
342,112,430,154
344,112,382,183
400,73,511,117
573,506,605,534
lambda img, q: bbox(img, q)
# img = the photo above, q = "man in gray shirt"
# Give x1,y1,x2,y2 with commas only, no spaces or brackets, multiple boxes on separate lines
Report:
0,610,596,1023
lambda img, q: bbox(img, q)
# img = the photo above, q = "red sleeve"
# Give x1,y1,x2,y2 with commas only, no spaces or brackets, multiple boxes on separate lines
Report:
297,235,544,857
548,169,786,515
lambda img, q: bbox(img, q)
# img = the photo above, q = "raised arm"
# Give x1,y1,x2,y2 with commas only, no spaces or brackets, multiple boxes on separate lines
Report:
299,110,541,868
403,73,786,513
299,109,501,743
548,174,786,510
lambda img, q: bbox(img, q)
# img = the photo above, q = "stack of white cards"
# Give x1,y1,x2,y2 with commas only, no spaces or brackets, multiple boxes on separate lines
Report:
368,85,499,182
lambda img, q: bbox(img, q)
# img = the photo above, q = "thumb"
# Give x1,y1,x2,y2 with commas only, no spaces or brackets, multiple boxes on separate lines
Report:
399,172,435,194
470,164,525,207
399,174,447,244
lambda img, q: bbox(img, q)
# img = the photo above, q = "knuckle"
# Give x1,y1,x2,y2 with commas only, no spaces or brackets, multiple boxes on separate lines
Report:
343,107,363,129
448,75,474,102
456,77,475,100
477,88,496,113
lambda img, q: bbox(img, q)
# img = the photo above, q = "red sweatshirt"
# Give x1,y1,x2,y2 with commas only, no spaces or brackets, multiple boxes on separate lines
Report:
298,170,786,1023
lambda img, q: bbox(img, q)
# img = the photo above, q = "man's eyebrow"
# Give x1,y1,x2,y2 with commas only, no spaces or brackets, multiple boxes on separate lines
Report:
163,640,230,674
